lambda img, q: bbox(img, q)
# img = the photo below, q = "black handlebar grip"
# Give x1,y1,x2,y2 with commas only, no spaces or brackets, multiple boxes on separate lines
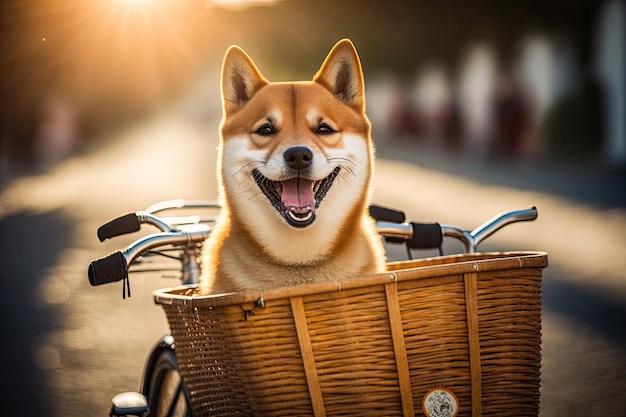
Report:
97,213,140,242
88,251,128,286
407,223,443,249
369,205,406,224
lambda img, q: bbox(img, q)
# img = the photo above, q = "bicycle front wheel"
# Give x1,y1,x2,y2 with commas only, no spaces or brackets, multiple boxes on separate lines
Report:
145,347,192,417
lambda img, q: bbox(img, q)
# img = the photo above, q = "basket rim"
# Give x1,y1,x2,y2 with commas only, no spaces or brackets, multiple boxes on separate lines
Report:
153,251,547,308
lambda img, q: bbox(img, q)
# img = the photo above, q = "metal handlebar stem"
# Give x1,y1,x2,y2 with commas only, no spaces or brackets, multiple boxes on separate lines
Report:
135,212,176,233
375,222,413,240
121,224,210,284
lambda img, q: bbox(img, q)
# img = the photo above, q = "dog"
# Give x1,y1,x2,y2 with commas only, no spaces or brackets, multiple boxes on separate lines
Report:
200,39,386,294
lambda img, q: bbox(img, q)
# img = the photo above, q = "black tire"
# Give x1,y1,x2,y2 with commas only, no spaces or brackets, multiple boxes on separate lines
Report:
145,348,192,417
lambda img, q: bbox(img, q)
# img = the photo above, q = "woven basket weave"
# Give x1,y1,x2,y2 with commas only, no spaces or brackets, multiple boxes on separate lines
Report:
154,251,547,417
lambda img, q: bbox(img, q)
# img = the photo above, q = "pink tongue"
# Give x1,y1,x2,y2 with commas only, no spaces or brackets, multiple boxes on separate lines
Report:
281,178,315,209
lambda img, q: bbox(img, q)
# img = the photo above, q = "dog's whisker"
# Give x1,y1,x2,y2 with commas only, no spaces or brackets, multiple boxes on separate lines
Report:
335,170,356,185
327,157,356,167
238,175,256,188
246,191,265,201
238,177,249,188
238,181,258,195
339,166,357,180
231,160,266,178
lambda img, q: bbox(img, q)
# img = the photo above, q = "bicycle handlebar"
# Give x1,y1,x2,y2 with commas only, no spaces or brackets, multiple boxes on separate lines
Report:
97,200,220,242
470,206,537,249
376,221,444,249
88,200,538,290
368,205,406,224
374,206,538,253
97,212,175,242
144,199,220,214
88,251,128,286
89,225,211,286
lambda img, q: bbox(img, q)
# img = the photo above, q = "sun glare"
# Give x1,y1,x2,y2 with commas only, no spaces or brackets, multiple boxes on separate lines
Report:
13,0,285,128
113,0,283,9
209,0,283,10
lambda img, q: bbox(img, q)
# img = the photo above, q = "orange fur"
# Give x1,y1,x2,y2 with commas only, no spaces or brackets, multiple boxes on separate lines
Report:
200,39,385,294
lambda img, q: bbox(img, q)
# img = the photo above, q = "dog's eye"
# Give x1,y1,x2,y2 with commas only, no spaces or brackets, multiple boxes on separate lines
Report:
256,124,274,136
316,123,335,135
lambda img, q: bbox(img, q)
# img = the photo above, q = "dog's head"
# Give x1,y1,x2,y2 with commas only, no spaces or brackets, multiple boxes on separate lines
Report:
218,39,374,251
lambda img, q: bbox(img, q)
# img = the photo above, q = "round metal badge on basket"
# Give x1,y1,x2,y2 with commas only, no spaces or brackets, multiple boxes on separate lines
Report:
421,387,459,417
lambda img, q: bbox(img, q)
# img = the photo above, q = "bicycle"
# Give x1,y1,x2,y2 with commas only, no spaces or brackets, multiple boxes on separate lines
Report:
88,200,544,417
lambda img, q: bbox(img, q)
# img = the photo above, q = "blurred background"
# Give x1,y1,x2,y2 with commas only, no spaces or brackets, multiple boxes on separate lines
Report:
1,0,624,416
2,0,625,172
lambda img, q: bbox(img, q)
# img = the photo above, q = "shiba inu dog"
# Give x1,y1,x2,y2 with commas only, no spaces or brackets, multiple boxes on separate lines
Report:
200,39,386,294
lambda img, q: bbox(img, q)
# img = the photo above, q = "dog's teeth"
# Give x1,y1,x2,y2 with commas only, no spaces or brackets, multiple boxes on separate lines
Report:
289,206,312,214
288,206,313,221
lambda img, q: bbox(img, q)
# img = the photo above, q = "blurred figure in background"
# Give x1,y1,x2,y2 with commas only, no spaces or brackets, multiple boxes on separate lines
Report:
489,73,535,161
34,95,82,170
440,94,464,153
389,89,423,145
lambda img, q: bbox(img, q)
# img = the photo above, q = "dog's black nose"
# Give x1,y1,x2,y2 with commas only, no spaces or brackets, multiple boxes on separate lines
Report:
284,146,313,170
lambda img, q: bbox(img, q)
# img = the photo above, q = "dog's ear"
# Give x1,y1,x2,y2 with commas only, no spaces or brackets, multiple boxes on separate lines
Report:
221,46,268,115
313,39,365,112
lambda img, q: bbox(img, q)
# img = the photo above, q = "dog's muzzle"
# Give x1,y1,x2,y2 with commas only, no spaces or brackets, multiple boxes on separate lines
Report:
251,167,341,228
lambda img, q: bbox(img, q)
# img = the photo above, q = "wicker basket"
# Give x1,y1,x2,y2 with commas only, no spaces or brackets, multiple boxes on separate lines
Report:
154,251,547,417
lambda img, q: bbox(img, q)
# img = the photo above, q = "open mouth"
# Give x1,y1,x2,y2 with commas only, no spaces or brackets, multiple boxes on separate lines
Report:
252,167,341,228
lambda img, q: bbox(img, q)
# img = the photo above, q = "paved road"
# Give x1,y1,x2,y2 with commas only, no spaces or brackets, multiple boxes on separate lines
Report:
1,104,624,416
